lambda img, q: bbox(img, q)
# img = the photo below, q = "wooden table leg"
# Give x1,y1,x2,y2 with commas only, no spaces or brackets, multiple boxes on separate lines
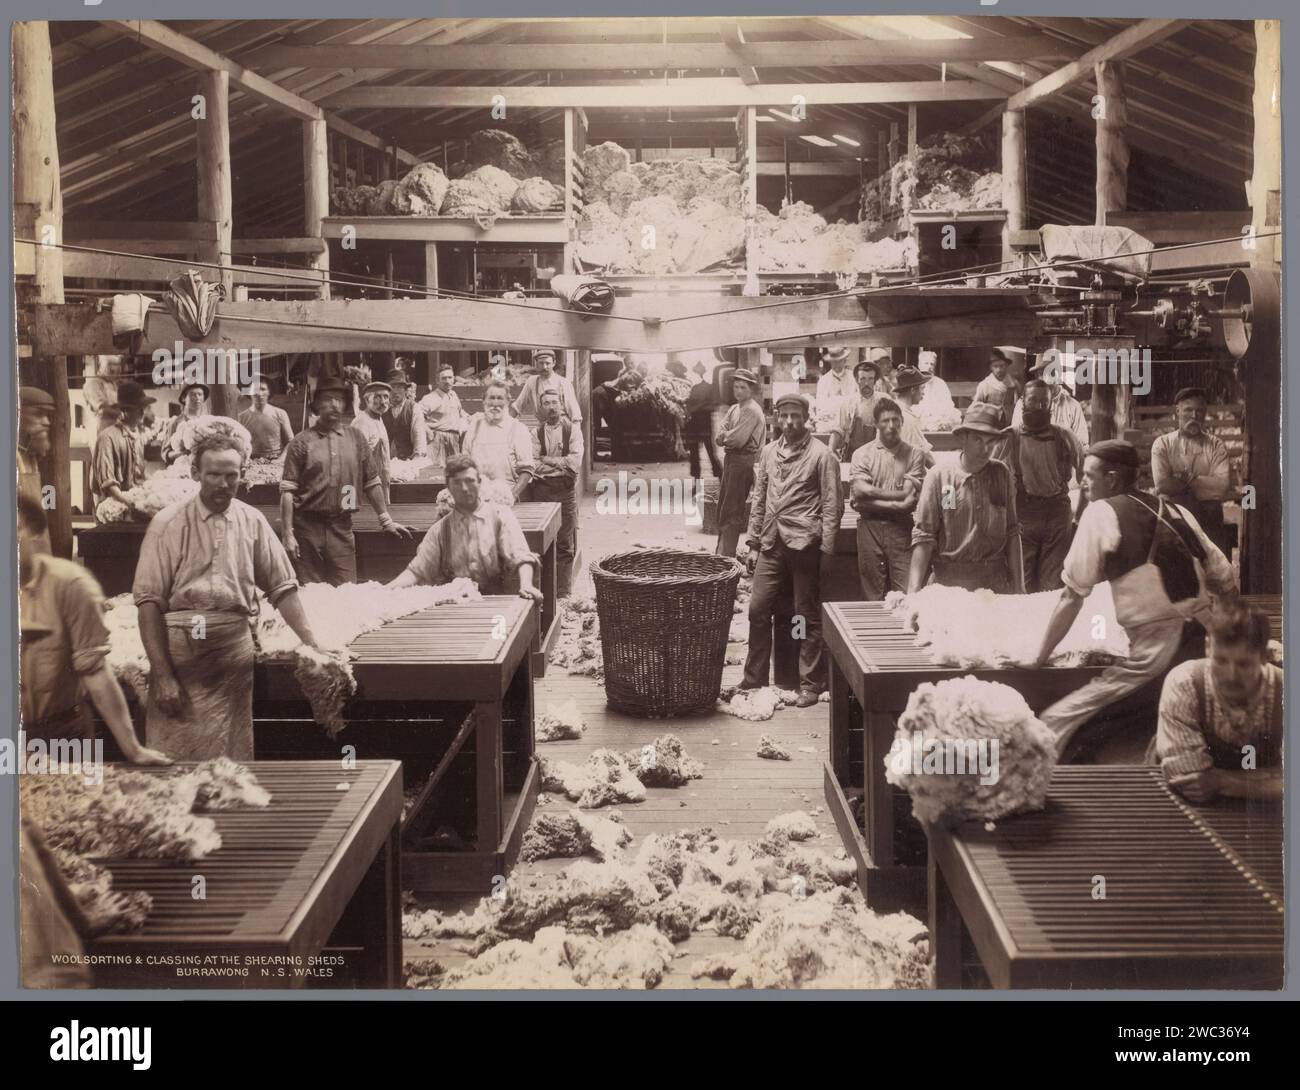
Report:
505,651,535,787
829,659,851,784
541,542,557,642
929,851,963,990
864,709,895,867
475,701,503,853
352,819,402,988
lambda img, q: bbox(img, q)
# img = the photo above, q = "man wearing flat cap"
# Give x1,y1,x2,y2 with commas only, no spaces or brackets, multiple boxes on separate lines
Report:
91,379,154,520
743,392,841,706
1151,387,1233,555
161,381,211,465
714,367,767,557
280,380,412,585
909,402,1025,594
352,380,394,501
814,346,857,431
1034,438,1237,758
18,386,55,556
514,348,582,423
381,369,427,462
828,359,882,460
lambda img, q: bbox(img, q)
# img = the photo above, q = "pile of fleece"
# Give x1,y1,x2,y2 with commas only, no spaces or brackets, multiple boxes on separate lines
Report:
751,202,915,274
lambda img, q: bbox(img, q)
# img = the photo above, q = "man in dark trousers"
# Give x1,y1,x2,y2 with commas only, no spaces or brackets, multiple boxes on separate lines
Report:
382,368,427,462
742,393,841,706
683,361,721,480
714,367,766,557
526,389,583,597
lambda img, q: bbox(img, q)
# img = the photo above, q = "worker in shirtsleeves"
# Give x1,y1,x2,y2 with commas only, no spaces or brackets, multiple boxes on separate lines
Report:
419,362,469,468
387,453,543,601
827,360,881,460
462,379,537,500
279,380,413,586
914,351,958,421
714,368,767,557
352,380,394,502
18,386,54,557
513,348,583,422
813,346,857,432
850,398,927,601
973,347,1021,428
17,495,170,764
909,402,1026,595
382,368,427,462
525,388,584,597
742,393,841,706
991,379,1085,593
134,433,322,760
1011,356,1090,449
238,380,295,460
90,379,154,518
886,365,937,467
1151,386,1233,556
1033,440,1237,758
1153,601,1282,804
161,381,211,465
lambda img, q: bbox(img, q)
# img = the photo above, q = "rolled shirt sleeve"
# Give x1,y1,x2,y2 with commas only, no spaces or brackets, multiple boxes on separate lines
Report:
58,571,112,674
511,419,536,476
410,405,428,456
1173,502,1238,597
91,430,125,495
904,445,927,494
133,514,176,611
404,520,448,586
1199,437,1231,501
358,431,383,493
1156,662,1215,777
1060,500,1120,598
277,408,296,450
746,449,770,542
1150,433,1177,492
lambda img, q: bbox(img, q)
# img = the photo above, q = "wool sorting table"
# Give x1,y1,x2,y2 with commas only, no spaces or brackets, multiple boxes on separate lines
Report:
85,759,402,989
240,466,445,506
927,765,1285,989
254,596,539,894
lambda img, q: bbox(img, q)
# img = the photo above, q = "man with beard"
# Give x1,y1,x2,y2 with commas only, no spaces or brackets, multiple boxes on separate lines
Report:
238,380,295,460
850,398,926,601
382,368,427,462
18,386,54,556
742,393,840,706
134,433,321,759
462,380,537,500
1151,387,1233,556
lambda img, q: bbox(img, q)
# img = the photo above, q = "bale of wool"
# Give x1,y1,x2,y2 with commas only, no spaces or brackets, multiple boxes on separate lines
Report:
673,198,746,273
442,165,519,226
392,162,449,215
574,200,631,270
365,179,400,216
601,169,643,215
582,141,633,200
621,194,681,275
467,129,536,179
885,675,1057,825
535,138,567,186
510,175,561,213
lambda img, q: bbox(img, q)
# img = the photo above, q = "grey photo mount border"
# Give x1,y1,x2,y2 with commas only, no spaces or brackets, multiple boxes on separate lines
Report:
2,0,1294,1002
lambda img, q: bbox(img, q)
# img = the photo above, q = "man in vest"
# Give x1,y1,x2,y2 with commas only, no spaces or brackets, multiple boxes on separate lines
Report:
992,379,1085,592
526,388,583,597
382,368,427,462
1033,439,1237,756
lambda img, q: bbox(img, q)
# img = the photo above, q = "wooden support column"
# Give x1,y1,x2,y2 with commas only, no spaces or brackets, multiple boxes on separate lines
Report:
197,68,238,418
1001,110,1027,269
303,117,331,301
424,242,439,385
14,21,71,556
906,105,917,157
1091,60,1131,442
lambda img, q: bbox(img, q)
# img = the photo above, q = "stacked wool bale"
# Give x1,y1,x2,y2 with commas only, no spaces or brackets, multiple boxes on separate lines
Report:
750,202,915,274
860,130,1003,230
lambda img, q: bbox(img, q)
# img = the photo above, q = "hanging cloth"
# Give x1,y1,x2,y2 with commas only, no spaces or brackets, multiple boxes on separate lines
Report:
166,270,224,340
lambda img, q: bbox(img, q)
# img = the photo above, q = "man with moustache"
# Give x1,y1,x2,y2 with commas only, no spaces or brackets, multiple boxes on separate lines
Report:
850,398,926,601
1151,387,1233,556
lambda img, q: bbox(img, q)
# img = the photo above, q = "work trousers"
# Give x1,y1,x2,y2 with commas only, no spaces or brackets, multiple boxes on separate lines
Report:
855,518,912,601
1019,494,1072,593
526,474,578,597
685,433,722,480
744,538,827,694
1039,615,1188,756
714,452,755,558
293,512,358,586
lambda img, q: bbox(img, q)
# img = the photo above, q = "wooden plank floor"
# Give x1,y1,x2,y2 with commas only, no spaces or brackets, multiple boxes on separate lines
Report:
403,495,844,989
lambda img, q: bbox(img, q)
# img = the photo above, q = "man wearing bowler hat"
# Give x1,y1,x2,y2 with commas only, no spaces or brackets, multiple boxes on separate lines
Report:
18,385,55,555
514,348,582,422
909,401,1025,594
714,367,767,557
381,368,427,462
91,379,154,519
279,380,412,585
161,381,211,465
742,392,840,706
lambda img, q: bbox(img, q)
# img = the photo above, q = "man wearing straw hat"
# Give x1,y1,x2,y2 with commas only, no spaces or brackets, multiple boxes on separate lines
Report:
742,392,840,706
713,367,767,557
814,346,857,430
909,402,1025,594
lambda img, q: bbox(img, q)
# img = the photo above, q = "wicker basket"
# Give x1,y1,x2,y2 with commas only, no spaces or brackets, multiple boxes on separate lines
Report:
591,549,743,718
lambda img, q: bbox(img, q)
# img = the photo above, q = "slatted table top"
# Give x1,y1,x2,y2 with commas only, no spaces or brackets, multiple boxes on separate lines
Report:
89,760,401,950
929,765,1284,989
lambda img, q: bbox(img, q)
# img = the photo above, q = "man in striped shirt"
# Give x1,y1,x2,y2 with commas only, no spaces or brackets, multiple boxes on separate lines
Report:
909,402,1025,594
850,398,926,600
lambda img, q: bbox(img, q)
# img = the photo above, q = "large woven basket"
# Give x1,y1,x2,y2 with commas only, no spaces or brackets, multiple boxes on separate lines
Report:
591,549,743,718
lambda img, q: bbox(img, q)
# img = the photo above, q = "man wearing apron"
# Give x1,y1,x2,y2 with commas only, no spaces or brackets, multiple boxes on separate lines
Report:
908,402,1025,594
827,360,880,460
462,379,537,500
135,432,322,760
1033,439,1237,756
1151,387,1233,557
714,368,766,557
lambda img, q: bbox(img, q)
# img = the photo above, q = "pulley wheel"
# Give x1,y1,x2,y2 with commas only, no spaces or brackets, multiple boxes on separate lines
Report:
1222,268,1280,361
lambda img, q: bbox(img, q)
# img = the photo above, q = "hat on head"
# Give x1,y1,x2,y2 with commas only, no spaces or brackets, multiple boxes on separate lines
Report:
989,347,1012,364
1087,439,1140,469
731,368,759,388
892,365,929,392
179,381,210,402
363,381,392,396
868,347,892,362
954,402,1005,437
385,369,411,387
853,359,880,378
690,361,707,376
822,346,850,363
532,348,557,364
774,392,811,416
19,386,55,412
312,380,349,404
114,380,156,409
1173,386,1209,406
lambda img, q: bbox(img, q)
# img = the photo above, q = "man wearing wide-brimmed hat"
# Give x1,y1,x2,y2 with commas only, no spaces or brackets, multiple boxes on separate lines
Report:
814,346,857,430
18,386,55,556
973,347,1022,428
90,379,155,519
161,380,211,465
909,402,1025,594
381,368,427,462
714,367,767,557
514,347,582,422
889,365,937,464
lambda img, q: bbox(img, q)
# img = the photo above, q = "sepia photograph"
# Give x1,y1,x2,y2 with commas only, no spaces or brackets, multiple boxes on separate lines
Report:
8,8,1286,1004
